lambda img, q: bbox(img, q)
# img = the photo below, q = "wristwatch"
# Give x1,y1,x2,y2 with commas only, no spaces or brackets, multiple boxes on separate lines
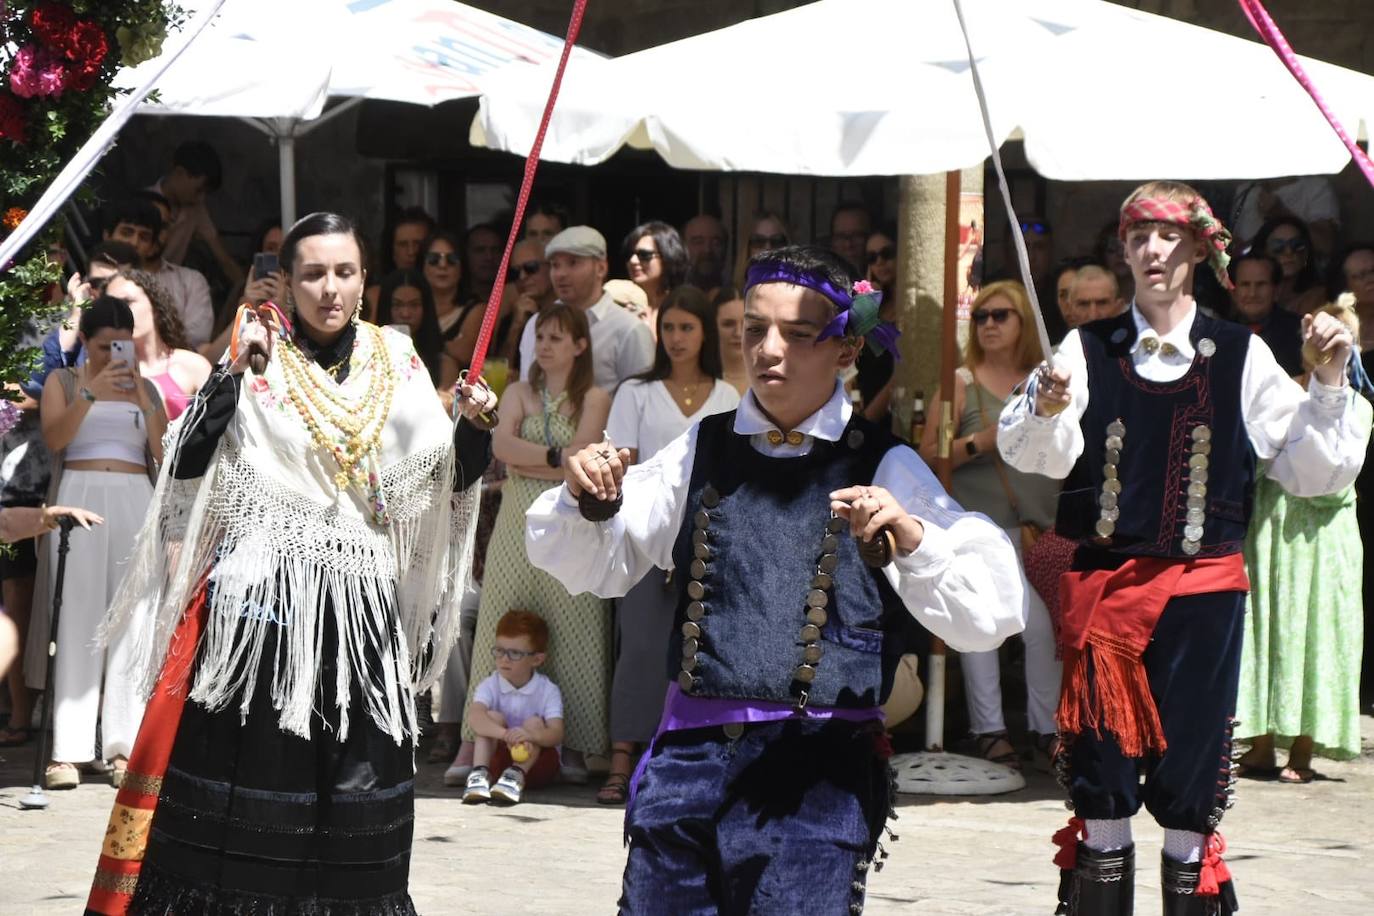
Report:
964,437,978,457
546,445,562,468
79,387,96,403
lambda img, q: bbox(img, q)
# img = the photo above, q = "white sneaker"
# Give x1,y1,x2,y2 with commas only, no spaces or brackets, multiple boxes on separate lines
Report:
490,766,525,805
443,760,474,786
461,767,491,803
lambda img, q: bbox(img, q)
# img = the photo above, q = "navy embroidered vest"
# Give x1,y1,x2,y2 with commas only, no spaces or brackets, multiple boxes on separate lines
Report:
668,411,908,709
1056,311,1255,559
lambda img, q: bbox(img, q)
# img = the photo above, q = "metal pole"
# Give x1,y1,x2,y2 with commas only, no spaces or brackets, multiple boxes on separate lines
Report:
279,127,297,229
20,517,76,810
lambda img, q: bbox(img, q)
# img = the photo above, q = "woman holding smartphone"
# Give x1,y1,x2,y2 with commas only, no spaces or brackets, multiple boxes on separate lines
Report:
32,296,166,789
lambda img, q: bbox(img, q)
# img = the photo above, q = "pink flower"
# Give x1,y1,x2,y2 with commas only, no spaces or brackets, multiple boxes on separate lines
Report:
8,45,67,98
248,376,270,394
852,279,875,296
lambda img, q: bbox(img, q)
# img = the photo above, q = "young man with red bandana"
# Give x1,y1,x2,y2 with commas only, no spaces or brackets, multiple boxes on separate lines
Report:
998,180,1366,915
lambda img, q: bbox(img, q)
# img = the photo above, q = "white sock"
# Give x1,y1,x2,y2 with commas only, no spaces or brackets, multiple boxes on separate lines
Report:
1163,829,1204,863
1083,818,1133,852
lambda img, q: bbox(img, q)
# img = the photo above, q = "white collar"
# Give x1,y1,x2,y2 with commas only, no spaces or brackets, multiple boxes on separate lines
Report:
498,673,542,696
584,290,616,324
733,379,851,446
1130,301,1197,361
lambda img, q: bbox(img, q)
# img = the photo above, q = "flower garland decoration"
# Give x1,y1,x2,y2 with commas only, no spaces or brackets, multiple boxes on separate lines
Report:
1,1,183,401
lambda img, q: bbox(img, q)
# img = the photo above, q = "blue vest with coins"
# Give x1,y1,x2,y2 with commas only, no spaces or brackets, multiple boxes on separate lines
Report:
668,410,908,709
1055,310,1255,559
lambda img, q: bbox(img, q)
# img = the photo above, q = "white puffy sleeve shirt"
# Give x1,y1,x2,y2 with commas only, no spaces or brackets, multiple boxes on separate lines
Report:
527,382,1027,653
996,305,1366,498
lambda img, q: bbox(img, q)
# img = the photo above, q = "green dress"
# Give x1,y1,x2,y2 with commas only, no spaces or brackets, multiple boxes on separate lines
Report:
1237,396,1372,761
461,390,612,757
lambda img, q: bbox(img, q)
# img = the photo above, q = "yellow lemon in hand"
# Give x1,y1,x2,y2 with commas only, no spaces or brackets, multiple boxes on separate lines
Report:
510,741,531,763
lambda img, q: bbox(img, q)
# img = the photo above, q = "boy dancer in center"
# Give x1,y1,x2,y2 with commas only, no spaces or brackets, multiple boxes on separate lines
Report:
998,181,1366,915
526,245,1027,914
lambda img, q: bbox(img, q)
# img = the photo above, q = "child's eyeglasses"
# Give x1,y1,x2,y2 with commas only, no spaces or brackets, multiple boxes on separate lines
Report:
425,252,460,266
971,308,1014,325
491,646,536,661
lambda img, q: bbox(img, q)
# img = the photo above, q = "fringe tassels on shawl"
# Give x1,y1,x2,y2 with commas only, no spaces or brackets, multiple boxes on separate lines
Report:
99,343,480,746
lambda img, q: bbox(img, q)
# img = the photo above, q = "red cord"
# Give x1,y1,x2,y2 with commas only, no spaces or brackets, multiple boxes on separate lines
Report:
1238,0,1374,190
467,0,589,381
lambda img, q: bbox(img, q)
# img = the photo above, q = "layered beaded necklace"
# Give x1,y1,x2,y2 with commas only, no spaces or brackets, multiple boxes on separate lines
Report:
277,323,398,525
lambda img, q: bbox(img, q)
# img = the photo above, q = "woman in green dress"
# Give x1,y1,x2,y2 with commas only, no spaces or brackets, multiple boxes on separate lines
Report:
1237,297,1373,781
450,304,612,783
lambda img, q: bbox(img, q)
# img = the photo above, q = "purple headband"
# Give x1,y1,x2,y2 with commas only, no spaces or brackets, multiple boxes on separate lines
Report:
743,262,853,312
742,261,901,357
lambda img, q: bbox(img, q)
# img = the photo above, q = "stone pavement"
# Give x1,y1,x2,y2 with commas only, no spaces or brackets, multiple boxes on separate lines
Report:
2,722,1371,915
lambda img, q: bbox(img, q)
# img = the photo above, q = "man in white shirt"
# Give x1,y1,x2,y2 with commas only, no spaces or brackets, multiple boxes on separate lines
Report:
518,227,653,394
526,245,1024,914
132,192,215,349
999,180,1362,916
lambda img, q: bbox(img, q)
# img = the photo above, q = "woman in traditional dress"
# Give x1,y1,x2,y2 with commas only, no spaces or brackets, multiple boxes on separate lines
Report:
85,212,497,915
1236,295,1373,781
449,304,611,785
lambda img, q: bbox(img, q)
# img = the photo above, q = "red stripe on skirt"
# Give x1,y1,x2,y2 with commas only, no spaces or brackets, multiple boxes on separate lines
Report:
86,584,208,915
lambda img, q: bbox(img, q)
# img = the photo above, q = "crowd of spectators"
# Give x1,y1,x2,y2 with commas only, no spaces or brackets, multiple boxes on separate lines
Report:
2,143,1372,799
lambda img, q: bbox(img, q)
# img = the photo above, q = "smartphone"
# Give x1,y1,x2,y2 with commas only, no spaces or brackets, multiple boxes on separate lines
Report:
252,251,279,280
109,339,136,390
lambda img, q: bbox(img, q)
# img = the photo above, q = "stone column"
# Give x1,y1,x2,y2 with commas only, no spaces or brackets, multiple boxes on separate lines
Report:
890,174,947,441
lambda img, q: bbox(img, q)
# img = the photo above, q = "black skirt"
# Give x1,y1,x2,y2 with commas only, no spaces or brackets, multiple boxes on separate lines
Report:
130,609,418,916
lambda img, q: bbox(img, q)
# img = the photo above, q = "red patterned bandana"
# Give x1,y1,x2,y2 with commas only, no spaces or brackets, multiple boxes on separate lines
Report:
1118,196,1234,290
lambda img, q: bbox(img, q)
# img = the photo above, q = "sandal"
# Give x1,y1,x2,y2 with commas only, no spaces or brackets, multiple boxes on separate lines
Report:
0,725,33,747
1031,732,1061,774
1278,766,1317,784
969,731,1021,770
45,762,79,790
596,772,630,806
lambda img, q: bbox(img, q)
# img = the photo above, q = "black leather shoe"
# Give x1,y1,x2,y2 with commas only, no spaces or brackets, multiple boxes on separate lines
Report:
1056,842,1135,914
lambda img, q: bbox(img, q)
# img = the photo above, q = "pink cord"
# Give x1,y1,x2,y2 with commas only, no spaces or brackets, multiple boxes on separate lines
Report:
467,0,588,381
1238,0,1374,189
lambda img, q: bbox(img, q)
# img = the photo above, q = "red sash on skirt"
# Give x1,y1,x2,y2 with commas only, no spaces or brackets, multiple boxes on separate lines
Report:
86,585,208,915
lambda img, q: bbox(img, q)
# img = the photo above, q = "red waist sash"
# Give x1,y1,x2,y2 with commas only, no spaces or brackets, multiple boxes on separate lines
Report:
1056,554,1248,758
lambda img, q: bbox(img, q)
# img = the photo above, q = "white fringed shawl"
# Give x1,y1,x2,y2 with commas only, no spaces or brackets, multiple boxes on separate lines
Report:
102,325,479,743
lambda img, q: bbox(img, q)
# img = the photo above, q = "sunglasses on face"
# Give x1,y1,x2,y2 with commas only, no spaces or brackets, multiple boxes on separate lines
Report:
491,646,536,661
1266,237,1308,255
628,248,659,263
1020,221,1050,235
866,245,896,265
749,233,788,249
972,307,1014,326
425,251,460,266
507,260,543,281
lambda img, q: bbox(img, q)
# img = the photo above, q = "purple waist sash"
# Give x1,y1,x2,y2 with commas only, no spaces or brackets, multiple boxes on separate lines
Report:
625,683,884,820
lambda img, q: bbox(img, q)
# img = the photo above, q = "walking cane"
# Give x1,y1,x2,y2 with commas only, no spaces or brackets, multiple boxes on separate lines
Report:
20,516,76,811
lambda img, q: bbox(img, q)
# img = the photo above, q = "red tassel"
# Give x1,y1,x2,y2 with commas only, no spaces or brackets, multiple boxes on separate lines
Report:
1198,832,1231,896
1056,633,1168,758
1052,816,1086,870
872,731,894,760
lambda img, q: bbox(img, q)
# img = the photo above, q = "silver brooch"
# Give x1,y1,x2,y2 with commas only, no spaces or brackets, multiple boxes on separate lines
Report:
1197,338,1216,358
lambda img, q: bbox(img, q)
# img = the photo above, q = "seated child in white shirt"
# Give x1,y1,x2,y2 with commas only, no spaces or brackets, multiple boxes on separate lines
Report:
459,610,564,805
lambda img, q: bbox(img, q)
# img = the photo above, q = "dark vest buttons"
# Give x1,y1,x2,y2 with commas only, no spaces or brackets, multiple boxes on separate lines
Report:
800,624,821,642
806,607,828,627
692,529,709,548
701,486,720,508
682,637,700,656
693,542,712,561
678,671,699,692
686,600,706,621
693,510,711,530
806,588,828,609
819,554,839,574
811,572,834,590
682,655,698,673
689,558,707,579
821,534,839,554
802,644,823,664
827,516,847,533
847,429,865,450
793,664,816,684
687,581,706,600
682,621,702,639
